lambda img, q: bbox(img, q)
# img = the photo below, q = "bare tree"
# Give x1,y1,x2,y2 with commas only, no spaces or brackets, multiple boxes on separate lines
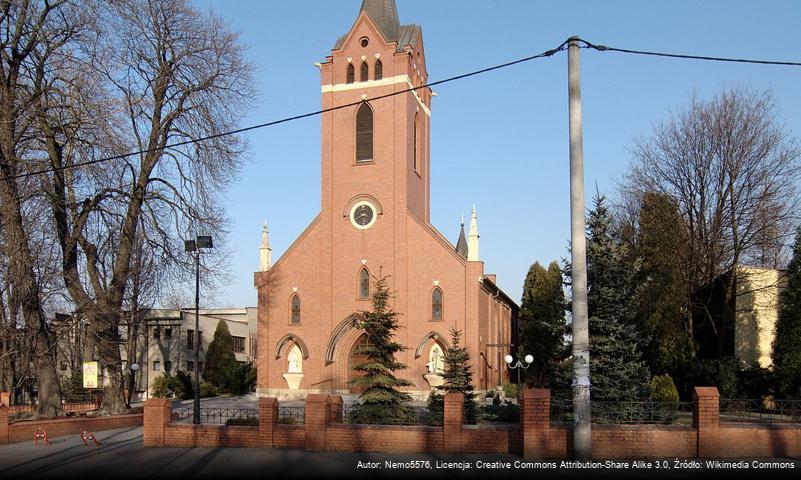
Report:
36,0,254,413
0,0,93,416
620,88,801,352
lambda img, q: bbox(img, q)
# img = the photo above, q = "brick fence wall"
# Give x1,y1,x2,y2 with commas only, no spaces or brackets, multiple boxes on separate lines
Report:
141,387,801,458
0,405,143,444
545,387,800,458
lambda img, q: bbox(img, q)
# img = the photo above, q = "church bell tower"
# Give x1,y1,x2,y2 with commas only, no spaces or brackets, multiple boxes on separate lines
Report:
318,0,433,229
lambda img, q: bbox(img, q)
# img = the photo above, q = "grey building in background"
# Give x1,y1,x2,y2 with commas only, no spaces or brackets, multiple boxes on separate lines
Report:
126,308,258,400
54,308,257,401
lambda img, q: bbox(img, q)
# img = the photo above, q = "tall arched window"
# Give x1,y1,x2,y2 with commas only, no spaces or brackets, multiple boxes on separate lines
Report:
360,61,369,82
291,294,301,324
374,59,383,80
432,288,443,321
346,63,354,84
359,267,370,300
413,113,419,172
355,103,373,163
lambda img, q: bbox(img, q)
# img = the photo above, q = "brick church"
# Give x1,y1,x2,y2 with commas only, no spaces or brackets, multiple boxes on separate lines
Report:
254,0,518,399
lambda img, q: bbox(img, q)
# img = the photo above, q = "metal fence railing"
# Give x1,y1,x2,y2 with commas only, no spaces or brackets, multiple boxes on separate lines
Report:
162,399,801,427
6,397,99,416
63,390,102,404
278,406,304,424
172,407,258,425
337,403,354,423
720,399,801,424
551,400,694,425
331,403,428,425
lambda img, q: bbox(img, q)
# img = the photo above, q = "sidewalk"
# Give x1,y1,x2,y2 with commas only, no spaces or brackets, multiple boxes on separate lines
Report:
0,426,798,479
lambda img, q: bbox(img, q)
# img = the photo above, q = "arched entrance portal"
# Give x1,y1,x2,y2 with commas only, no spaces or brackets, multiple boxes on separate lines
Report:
348,334,373,394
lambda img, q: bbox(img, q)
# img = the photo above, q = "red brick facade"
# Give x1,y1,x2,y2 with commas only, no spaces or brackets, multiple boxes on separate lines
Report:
254,2,518,399
142,387,801,458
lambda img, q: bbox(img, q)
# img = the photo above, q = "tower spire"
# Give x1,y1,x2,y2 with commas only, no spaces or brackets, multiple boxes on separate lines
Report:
259,220,272,271
360,0,400,41
467,205,480,262
455,213,467,258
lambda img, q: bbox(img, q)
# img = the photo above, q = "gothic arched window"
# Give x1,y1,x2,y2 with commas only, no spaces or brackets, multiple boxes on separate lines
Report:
374,59,383,80
355,103,373,163
360,61,369,82
359,267,370,300
346,63,354,84
432,288,443,321
291,294,301,324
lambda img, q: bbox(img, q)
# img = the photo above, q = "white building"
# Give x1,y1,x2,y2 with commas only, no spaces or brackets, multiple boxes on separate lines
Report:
126,308,258,399
53,307,258,401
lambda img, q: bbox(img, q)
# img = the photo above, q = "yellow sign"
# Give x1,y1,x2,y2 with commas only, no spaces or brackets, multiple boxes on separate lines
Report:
82,362,98,388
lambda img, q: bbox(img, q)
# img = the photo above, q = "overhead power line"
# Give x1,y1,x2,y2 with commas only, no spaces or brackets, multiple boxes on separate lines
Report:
3,36,800,182
2,40,570,181
576,38,801,67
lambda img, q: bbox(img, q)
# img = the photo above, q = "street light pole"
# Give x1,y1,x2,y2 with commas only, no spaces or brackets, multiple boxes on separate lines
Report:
193,247,200,425
127,363,139,406
504,353,533,402
185,235,213,426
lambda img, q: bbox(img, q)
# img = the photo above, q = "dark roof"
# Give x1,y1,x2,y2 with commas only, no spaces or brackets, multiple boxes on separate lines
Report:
333,0,421,52
455,223,468,258
361,0,399,40
481,276,520,310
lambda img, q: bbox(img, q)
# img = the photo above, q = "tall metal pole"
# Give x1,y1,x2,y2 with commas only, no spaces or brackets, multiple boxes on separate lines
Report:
193,250,201,425
568,36,591,459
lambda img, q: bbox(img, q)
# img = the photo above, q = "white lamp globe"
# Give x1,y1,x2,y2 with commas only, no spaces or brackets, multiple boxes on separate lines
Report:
130,363,140,372
524,354,534,364
504,354,513,364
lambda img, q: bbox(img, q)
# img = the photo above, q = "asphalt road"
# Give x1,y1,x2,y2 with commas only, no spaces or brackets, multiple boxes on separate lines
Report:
0,426,798,479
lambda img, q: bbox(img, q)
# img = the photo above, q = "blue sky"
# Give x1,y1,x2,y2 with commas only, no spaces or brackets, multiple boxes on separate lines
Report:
191,0,801,308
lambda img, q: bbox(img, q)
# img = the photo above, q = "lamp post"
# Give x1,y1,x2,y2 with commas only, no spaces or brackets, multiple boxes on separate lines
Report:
185,235,213,425
504,353,533,401
127,363,140,406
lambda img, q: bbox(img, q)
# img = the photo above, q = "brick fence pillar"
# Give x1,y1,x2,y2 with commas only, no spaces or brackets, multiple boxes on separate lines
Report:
693,386,720,458
259,397,278,448
305,394,330,451
0,392,9,407
143,398,171,447
0,405,8,444
328,395,343,423
522,388,551,459
444,393,464,453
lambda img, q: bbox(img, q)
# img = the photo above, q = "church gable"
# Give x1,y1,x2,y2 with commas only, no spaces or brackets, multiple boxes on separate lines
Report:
268,215,321,273
333,0,421,53
333,10,393,54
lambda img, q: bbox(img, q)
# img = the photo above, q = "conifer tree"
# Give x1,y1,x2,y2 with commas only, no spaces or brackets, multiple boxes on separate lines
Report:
773,227,801,398
632,192,696,377
519,261,566,386
567,195,651,400
203,320,237,391
427,328,478,424
348,274,415,424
